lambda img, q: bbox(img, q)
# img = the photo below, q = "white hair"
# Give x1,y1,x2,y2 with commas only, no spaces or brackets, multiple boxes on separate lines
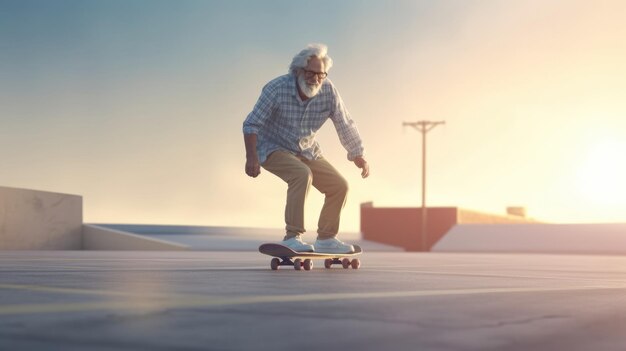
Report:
289,43,333,75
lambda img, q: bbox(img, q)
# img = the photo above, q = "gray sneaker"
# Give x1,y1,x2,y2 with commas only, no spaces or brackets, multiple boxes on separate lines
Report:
282,237,314,252
314,237,354,254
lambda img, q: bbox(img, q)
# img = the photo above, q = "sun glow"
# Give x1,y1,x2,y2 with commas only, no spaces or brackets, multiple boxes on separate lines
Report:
577,139,626,206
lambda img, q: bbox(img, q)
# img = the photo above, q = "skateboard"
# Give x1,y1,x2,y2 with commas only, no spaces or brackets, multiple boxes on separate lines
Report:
259,243,363,271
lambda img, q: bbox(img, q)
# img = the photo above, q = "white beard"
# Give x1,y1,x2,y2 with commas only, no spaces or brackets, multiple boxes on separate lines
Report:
297,75,322,98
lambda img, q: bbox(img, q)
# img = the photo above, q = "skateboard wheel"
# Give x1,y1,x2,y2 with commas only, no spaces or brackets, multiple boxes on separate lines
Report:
351,259,360,269
293,258,302,271
324,258,333,269
270,258,280,270
303,259,313,271
341,258,351,269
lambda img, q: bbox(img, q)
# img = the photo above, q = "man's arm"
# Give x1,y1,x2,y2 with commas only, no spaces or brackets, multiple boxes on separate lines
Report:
242,81,278,178
328,83,369,178
244,133,260,178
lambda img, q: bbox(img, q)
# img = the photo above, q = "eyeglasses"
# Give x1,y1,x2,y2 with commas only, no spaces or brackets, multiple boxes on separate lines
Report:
302,69,328,79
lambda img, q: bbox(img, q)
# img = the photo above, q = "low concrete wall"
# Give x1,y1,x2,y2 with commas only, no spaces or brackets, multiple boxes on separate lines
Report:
83,224,189,251
458,208,539,224
0,186,82,250
432,223,626,255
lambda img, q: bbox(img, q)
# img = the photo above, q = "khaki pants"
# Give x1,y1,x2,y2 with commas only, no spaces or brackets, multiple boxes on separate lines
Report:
262,151,348,240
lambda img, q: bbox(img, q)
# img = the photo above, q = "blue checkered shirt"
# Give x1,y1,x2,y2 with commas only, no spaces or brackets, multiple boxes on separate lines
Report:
243,74,365,164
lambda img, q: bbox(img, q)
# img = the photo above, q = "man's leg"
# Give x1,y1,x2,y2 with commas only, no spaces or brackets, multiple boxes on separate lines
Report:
261,151,312,240
303,157,349,240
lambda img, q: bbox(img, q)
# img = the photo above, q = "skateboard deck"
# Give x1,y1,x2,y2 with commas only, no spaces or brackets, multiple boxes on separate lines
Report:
259,243,362,271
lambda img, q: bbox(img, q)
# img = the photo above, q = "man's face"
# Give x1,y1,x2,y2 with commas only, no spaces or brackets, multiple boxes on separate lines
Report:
297,56,326,98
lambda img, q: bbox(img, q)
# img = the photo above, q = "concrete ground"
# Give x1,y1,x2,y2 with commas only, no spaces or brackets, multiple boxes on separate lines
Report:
2,250,626,350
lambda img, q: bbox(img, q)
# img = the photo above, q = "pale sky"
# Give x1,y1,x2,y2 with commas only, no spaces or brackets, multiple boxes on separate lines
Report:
1,0,625,232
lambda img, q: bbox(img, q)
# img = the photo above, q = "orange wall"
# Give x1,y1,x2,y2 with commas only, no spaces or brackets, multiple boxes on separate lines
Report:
360,206,458,251
360,205,539,251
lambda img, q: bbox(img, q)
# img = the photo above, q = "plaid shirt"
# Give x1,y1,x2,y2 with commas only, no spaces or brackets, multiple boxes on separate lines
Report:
243,74,365,164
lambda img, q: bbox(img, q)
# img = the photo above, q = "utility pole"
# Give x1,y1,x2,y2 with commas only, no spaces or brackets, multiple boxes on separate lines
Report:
403,120,445,251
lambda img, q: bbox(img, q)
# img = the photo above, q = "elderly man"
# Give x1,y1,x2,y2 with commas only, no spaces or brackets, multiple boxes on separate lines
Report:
243,43,369,254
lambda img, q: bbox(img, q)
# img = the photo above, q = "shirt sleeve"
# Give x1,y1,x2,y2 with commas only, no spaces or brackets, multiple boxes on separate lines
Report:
329,85,365,161
242,83,277,134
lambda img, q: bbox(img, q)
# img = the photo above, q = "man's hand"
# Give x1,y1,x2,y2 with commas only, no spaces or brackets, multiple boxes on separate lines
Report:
245,155,261,178
353,156,369,178
244,133,260,178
